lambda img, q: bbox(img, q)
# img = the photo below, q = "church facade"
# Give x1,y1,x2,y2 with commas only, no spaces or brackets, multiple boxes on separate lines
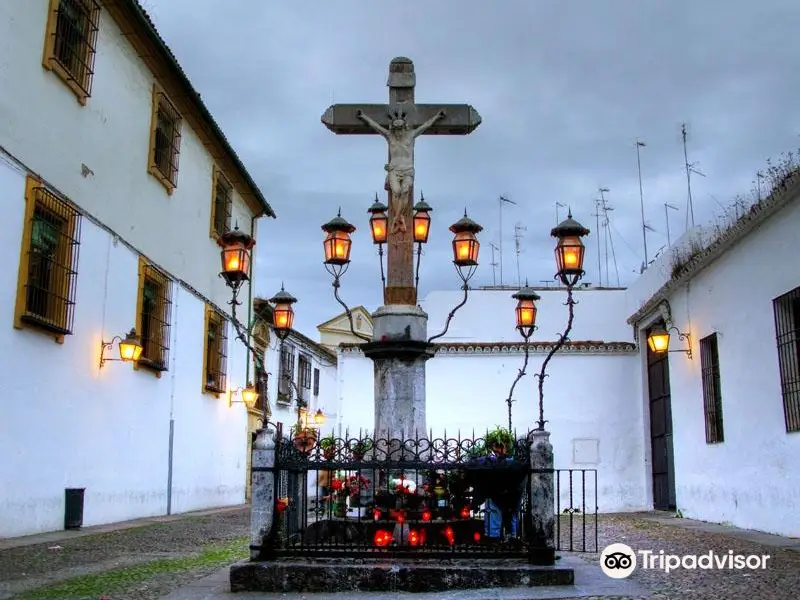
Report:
0,0,273,537
336,177,800,538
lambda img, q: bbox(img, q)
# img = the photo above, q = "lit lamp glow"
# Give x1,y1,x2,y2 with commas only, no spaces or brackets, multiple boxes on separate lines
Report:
322,210,356,266
512,284,541,338
241,385,258,408
412,196,433,244
313,409,326,425
449,211,483,267
368,196,388,245
647,325,671,353
268,285,297,336
217,226,255,290
118,328,144,362
550,211,590,286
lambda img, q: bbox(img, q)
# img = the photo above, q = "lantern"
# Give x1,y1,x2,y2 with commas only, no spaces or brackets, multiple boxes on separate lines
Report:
218,225,255,289
511,285,541,338
449,211,483,267
268,284,297,335
647,325,671,353
550,211,590,286
412,195,433,244
321,209,356,265
118,328,143,362
241,385,258,409
368,195,388,244
313,409,325,425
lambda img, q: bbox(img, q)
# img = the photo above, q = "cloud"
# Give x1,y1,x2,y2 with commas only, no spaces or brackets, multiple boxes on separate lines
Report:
141,0,800,336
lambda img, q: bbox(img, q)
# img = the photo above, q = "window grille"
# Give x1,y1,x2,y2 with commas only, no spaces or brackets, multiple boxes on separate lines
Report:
699,333,724,443
18,183,82,337
204,307,228,393
150,91,182,189
773,287,800,432
278,345,295,401
45,0,100,99
212,170,233,237
313,368,320,396
137,262,173,371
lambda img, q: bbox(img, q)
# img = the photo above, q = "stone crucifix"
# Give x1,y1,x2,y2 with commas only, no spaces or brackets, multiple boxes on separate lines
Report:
321,57,481,305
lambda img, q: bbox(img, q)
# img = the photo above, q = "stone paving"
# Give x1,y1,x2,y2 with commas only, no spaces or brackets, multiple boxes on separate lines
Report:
1,508,798,599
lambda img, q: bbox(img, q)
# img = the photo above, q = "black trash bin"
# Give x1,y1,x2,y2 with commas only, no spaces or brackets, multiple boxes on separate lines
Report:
64,488,85,530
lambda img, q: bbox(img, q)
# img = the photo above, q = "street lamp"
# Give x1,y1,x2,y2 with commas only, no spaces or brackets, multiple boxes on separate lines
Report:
314,409,326,425
229,384,259,409
368,195,389,245
99,328,143,368
412,194,433,290
428,210,484,343
218,225,255,292
647,324,692,359
268,285,297,336
504,284,541,431
532,210,590,430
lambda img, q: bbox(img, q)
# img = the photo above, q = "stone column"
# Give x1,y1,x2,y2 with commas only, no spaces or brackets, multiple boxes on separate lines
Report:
249,427,276,561
527,429,555,565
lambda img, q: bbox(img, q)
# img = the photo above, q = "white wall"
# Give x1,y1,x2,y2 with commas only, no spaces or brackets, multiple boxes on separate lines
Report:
630,196,800,537
0,0,256,313
0,161,250,537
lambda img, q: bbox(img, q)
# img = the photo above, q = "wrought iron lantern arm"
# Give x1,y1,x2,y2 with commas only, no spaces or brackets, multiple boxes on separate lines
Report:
505,330,532,432
414,242,423,291
428,280,469,343
533,285,577,430
331,274,371,343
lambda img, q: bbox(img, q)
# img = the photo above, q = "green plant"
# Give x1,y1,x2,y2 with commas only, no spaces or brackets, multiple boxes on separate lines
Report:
320,434,337,450
349,439,373,454
485,426,514,452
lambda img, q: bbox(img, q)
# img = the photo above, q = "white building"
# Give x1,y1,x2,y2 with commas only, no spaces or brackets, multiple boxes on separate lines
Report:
0,0,274,537
335,173,800,537
317,306,374,351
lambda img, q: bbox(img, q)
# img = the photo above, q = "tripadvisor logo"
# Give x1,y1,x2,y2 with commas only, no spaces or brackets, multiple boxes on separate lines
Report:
600,543,771,578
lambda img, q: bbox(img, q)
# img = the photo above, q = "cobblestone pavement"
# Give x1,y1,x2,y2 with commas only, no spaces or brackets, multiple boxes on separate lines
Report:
0,507,249,600
558,513,800,600
2,509,798,599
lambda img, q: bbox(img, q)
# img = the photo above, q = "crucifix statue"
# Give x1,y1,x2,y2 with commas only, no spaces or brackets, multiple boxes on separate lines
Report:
321,57,481,305
356,108,446,234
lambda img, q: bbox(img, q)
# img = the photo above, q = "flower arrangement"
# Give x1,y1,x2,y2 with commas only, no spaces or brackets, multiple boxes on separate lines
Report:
329,472,371,515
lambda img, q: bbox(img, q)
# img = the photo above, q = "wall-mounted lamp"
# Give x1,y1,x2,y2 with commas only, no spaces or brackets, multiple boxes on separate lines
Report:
99,328,143,368
647,325,692,359
313,409,326,425
229,383,259,408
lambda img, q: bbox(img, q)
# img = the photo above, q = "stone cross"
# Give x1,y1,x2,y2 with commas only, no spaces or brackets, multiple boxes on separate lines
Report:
321,57,481,305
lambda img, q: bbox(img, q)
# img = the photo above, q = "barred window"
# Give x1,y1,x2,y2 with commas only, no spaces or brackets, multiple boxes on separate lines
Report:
773,287,800,432
43,0,100,103
297,354,311,401
211,169,233,238
313,368,320,396
699,333,724,443
204,306,228,393
136,260,172,372
278,345,295,401
15,178,82,340
148,88,182,192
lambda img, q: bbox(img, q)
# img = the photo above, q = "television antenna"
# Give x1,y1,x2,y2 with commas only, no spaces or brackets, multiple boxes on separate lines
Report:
591,199,603,287
513,223,527,287
498,195,516,287
555,201,566,225
598,187,620,286
664,202,679,247
635,139,649,270
489,242,499,287
681,122,705,231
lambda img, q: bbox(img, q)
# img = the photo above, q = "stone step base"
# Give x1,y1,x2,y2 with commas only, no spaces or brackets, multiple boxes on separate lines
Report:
229,558,575,593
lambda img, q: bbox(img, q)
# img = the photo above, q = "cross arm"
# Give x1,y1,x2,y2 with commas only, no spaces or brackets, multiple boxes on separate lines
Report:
321,104,482,135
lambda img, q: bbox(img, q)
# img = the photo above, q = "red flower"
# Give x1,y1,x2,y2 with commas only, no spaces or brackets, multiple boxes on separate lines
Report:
331,479,343,491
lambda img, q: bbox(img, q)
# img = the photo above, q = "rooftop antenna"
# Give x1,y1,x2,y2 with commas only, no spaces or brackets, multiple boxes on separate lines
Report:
488,242,499,287
664,202,679,247
635,139,649,270
598,188,619,287
756,170,765,202
513,222,527,287
681,122,705,231
555,201,566,225
592,198,603,287
498,195,516,287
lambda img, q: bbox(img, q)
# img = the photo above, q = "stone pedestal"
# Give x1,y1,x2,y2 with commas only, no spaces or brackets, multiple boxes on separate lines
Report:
527,429,556,566
361,305,435,441
249,427,277,560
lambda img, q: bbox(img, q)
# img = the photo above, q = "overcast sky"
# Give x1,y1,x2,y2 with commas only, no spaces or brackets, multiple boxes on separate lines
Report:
141,0,800,337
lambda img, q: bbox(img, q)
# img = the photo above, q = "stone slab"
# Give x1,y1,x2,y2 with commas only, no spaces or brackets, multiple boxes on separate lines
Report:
162,556,651,599
229,558,574,593
371,305,429,343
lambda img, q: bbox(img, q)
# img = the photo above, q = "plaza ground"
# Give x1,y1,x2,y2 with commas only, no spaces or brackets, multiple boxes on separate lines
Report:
0,507,798,600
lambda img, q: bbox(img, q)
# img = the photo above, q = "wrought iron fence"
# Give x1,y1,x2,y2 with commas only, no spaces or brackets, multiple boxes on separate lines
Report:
555,468,598,552
258,431,597,561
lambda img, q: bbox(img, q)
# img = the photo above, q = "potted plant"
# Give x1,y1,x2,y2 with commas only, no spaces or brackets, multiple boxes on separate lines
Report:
292,426,318,455
320,434,337,460
349,438,373,461
485,426,514,458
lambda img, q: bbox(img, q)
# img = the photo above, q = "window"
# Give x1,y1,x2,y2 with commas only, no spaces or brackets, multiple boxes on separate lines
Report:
42,0,101,104
278,345,295,402
773,287,800,432
210,168,233,238
297,354,311,401
135,258,173,372
203,306,228,393
15,177,82,342
313,368,320,396
699,333,724,443
148,86,182,193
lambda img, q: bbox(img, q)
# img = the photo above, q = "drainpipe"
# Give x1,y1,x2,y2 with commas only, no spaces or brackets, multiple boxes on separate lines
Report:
245,213,261,383
166,286,180,515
